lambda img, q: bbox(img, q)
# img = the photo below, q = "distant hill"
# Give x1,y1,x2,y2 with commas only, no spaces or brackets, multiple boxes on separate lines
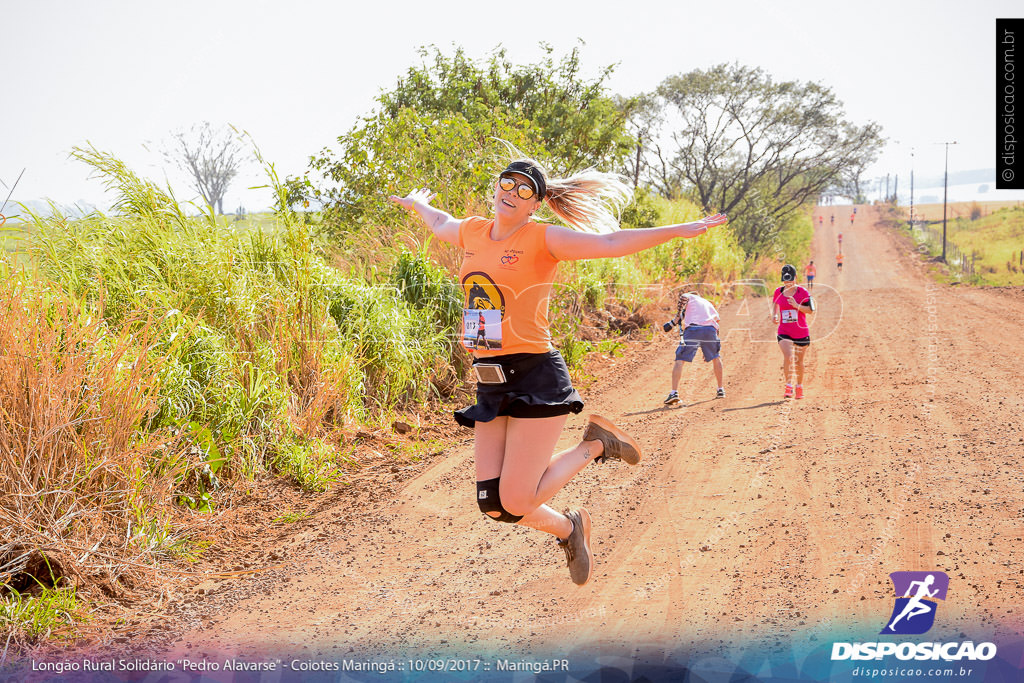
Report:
914,168,995,188
2,199,102,222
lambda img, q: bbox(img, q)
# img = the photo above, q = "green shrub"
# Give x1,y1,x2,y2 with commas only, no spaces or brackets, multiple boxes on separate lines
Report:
327,279,450,409
391,245,462,338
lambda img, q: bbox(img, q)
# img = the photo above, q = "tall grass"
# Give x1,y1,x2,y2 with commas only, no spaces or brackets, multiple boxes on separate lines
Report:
946,206,1024,285
0,585,83,648
25,148,458,432
0,148,473,649
638,196,746,285
0,277,178,596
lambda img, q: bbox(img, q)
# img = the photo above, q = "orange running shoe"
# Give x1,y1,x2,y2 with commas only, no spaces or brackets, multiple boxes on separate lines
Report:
784,384,794,399
795,385,804,399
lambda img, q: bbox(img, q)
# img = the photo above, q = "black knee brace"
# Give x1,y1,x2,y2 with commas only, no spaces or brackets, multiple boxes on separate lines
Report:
476,477,523,524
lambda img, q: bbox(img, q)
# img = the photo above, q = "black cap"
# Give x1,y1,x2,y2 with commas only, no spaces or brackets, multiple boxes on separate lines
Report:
501,160,547,199
781,264,797,281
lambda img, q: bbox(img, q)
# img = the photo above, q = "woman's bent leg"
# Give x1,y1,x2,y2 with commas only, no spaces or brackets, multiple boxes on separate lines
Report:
497,414,604,538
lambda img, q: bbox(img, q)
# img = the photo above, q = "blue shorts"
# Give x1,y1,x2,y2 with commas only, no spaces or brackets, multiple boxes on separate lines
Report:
675,325,721,363
807,275,815,283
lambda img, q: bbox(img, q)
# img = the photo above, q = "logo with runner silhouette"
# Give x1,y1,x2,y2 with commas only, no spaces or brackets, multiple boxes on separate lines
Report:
881,571,949,635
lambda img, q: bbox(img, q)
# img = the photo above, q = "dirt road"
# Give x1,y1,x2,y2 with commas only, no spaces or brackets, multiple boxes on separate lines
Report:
153,206,1024,669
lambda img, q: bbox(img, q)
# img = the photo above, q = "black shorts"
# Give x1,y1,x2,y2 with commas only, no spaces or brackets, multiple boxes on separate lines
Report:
777,334,811,347
454,350,584,428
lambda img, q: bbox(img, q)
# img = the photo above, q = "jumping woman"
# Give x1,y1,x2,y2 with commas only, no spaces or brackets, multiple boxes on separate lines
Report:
772,264,815,399
390,151,726,585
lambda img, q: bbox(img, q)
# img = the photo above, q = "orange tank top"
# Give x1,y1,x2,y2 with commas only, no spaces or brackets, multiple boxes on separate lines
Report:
457,216,559,357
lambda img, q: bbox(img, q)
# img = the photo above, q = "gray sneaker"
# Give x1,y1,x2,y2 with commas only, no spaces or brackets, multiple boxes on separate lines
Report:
716,388,725,398
583,414,642,465
556,508,592,585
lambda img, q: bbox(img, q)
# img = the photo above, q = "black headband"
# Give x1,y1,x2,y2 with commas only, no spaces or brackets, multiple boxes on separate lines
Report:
501,161,547,199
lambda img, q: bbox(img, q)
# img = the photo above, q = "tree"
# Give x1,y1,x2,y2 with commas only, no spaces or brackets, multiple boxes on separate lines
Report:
617,92,662,190
828,141,884,204
380,44,636,175
295,44,637,238
165,122,246,215
306,107,535,237
649,64,884,252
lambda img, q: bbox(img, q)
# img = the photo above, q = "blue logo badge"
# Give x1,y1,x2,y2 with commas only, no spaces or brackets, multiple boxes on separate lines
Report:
881,571,949,635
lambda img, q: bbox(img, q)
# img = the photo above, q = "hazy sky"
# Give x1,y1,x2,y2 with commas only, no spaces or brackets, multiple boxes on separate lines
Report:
4,0,1023,213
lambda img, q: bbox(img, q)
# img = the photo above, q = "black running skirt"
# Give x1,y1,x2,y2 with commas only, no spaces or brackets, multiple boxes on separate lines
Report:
454,350,584,428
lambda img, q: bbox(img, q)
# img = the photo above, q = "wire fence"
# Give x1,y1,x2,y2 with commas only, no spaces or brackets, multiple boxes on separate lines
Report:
908,220,981,278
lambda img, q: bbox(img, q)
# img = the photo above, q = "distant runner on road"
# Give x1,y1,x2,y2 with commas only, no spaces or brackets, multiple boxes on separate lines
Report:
390,148,726,586
805,261,816,290
772,265,814,399
836,252,844,271
662,291,724,406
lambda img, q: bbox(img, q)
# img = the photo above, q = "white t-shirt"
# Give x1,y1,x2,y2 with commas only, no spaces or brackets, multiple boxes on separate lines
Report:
681,294,720,329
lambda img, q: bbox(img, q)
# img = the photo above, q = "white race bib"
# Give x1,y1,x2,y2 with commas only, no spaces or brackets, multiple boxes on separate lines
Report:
781,309,798,324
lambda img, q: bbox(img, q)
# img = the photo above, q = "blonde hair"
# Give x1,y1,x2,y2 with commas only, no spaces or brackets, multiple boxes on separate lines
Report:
494,140,632,234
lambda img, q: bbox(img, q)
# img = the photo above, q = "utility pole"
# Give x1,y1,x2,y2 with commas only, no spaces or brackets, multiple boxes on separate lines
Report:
910,148,915,225
937,141,958,263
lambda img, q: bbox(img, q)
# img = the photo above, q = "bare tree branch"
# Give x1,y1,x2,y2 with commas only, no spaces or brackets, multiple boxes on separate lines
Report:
164,122,247,215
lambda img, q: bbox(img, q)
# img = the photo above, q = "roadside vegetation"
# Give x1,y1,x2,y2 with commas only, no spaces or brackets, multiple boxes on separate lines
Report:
944,206,1024,285
894,202,1024,285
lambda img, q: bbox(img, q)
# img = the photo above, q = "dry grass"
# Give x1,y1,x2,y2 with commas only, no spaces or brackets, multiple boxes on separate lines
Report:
910,200,1024,222
0,275,186,611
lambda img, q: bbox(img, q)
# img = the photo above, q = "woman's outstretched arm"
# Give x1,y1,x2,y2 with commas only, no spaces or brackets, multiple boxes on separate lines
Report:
388,188,462,246
545,214,727,261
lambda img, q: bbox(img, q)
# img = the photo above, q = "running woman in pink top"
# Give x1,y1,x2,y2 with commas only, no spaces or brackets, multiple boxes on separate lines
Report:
772,264,815,399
